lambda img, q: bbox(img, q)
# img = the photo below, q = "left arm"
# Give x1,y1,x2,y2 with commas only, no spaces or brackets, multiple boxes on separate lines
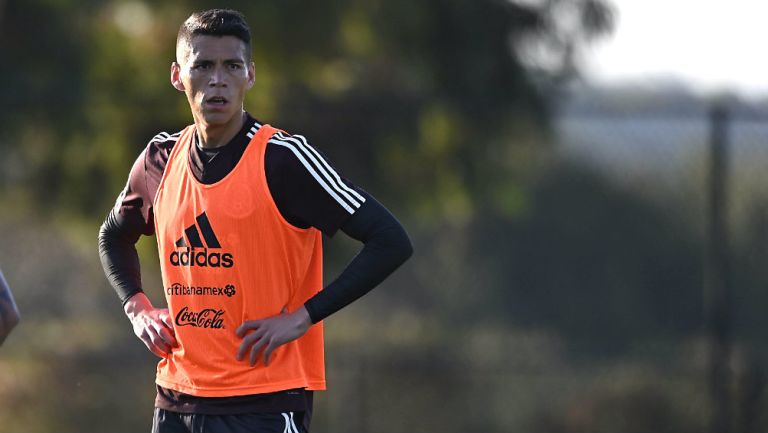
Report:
236,192,413,365
303,192,413,323
0,269,21,346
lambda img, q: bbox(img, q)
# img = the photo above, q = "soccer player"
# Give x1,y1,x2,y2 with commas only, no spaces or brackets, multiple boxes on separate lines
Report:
0,268,20,346
98,8,412,433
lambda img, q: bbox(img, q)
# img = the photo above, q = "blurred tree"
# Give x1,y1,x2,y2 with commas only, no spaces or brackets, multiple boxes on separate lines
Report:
0,0,614,220
1,1,686,432
468,162,704,351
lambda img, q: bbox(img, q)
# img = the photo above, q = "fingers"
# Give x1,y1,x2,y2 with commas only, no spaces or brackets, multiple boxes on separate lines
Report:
236,311,292,366
263,341,278,366
145,342,168,358
142,328,171,357
236,327,277,367
156,313,178,348
160,311,175,331
236,325,266,361
236,320,261,338
249,337,269,366
133,310,177,358
155,323,178,349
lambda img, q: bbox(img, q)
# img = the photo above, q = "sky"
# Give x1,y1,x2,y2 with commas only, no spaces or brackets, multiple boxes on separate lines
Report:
582,0,768,97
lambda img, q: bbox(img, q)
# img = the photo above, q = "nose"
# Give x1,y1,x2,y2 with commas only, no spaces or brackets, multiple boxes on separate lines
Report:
209,65,227,87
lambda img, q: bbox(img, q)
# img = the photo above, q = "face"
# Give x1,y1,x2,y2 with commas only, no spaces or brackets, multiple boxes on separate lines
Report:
171,35,255,128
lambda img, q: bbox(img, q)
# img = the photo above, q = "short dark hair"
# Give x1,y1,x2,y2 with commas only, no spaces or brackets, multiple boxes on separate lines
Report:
176,9,252,62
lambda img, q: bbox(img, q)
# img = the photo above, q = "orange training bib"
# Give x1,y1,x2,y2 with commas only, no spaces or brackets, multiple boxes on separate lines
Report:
153,124,325,397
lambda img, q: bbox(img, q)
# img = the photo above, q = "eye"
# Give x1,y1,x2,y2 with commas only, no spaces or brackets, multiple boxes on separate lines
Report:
228,63,243,70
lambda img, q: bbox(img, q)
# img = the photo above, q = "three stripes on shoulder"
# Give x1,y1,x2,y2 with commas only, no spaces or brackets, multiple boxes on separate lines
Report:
151,123,365,214
152,131,182,143
268,131,365,214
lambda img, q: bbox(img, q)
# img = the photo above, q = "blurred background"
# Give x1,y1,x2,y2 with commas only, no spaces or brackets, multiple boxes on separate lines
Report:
1,0,768,432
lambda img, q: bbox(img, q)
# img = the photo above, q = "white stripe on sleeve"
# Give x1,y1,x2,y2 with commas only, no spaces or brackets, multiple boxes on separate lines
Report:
294,134,365,203
151,131,181,143
270,138,356,214
274,132,364,208
246,120,261,139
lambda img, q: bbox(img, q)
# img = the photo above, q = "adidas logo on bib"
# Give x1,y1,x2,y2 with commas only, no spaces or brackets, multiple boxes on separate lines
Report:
169,211,234,268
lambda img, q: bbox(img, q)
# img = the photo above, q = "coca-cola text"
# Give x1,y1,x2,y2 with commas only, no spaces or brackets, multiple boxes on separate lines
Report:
175,307,225,329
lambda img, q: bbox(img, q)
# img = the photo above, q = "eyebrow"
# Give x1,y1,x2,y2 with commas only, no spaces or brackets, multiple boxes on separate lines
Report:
192,58,244,64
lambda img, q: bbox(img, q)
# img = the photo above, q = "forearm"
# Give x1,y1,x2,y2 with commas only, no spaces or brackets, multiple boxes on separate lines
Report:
98,209,145,305
304,196,413,323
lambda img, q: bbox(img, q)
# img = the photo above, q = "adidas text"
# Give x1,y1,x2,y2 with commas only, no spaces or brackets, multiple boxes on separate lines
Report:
170,248,234,268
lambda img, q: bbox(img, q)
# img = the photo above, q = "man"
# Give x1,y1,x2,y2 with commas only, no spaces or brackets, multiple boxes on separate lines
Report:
98,8,412,433
0,269,20,346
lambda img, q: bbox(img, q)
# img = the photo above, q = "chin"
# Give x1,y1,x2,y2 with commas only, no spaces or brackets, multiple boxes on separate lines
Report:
200,110,238,127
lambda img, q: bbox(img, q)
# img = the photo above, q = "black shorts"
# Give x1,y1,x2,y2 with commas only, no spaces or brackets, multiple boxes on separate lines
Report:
152,408,309,433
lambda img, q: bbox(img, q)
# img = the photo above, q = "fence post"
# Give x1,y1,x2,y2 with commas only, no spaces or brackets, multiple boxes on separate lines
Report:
706,102,732,433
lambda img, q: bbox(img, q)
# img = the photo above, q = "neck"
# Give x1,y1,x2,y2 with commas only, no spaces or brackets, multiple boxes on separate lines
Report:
195,111,247,149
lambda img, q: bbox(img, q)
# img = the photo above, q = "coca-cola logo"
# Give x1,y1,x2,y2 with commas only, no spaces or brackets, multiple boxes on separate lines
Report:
175,306,225,329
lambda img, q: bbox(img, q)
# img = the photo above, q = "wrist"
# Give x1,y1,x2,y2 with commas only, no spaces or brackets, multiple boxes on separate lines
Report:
293,306,312,331
302,300,321,324
123,292,152,319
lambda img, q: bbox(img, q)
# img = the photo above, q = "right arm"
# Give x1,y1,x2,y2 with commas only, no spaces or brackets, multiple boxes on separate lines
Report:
0,269,20,346
98,146,177,357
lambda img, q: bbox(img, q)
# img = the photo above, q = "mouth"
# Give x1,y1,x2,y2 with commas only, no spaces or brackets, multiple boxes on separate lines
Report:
205,96,229,107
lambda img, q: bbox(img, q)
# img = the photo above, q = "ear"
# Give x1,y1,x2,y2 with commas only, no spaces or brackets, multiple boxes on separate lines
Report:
170,62,185,91
246,61,256,90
